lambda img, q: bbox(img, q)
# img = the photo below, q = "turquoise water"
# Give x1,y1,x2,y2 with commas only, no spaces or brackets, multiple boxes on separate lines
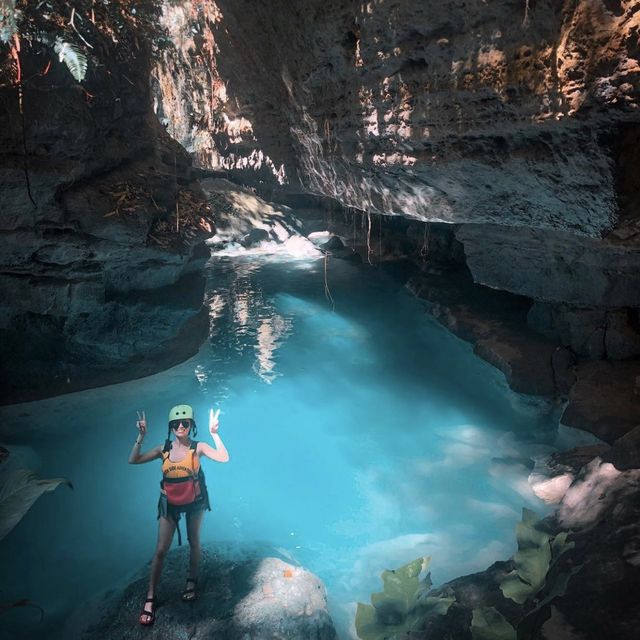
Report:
0,247,569,639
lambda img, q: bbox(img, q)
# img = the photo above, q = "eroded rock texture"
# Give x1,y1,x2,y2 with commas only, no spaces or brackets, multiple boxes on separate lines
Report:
0,2,215,403
153,0,640,389
155,0,639,229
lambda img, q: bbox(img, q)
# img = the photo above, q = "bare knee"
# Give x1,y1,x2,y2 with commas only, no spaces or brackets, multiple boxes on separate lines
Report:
188,536,200,551
154,544,170,560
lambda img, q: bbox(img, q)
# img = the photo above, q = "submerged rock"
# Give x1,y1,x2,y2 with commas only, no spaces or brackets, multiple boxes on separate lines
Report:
66,544,336,640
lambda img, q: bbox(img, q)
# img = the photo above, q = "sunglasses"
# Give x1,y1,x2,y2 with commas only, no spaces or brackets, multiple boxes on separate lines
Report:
170,419,193,431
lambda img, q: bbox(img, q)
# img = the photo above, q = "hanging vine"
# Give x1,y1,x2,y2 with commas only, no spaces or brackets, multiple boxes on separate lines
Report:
419,221,431,264
366,209,373,265
9,32,36,207
324,251,335,311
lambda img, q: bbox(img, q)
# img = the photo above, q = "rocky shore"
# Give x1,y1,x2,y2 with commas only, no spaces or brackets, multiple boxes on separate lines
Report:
63,544,337,640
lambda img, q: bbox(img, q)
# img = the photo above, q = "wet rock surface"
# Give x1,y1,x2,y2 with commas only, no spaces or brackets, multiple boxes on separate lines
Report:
406,267,571,396
422,453,640,640
155,0,640,314
67,544,337,640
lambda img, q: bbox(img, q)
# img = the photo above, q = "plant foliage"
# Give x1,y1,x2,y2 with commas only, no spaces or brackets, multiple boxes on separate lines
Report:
54,37,87,82
0,464,72,542
0,0,18,43
499,508,574,605
471,606,516,640
355,557,455,640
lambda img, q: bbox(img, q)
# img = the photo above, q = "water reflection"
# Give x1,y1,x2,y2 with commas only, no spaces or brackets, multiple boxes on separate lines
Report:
198,258,293,392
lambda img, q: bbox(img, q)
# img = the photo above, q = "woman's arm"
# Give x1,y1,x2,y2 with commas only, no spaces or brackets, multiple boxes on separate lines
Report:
128,409,163,464
197,408,230,463
129,442,163,464
198,435,229,463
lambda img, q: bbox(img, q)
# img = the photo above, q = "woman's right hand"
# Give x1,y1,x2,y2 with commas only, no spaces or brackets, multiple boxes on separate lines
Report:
136,410,147,436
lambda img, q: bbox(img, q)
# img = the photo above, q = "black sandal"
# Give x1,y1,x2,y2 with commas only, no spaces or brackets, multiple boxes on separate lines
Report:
139,597,155,625
181,578,198,602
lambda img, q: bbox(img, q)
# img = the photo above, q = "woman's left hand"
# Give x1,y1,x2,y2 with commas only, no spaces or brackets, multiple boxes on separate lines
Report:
209,408,220,435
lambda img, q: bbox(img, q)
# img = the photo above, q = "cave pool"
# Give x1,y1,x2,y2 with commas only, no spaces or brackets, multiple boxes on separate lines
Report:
0,242,592,639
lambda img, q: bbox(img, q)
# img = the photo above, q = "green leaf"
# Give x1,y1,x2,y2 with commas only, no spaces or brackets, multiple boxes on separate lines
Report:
499,572,534,605
513,544,551,591
356,557,447,640
419,596,455,618
355,603,383,640
0,469,73,542
521,507,539,526
515,519,549,551
551,531,574,559
471,607,516,640
54,38,87,82
355,601,412,640
500,508,553,603
534,564,583,612
372,557,431,618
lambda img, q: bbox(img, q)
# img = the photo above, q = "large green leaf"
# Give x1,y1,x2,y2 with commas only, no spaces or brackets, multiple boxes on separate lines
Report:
513,544,551,591
471,607,516,640
500,509,551,603
0,468,72,541
500,509,576,605
356,557,454,640
355,601,414,640
551,531,574,559
419,596,455,618
499,572,534,605
371,557,431,618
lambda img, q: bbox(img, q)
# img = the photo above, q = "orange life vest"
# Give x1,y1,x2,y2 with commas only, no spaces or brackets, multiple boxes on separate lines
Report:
161,440,206,506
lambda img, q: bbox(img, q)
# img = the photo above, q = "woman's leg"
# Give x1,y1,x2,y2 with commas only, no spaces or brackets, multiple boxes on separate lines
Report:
141,515,176,620
185,509,205,591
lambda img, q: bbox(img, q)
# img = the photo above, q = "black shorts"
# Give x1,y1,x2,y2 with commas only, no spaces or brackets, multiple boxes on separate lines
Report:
157,490,210,522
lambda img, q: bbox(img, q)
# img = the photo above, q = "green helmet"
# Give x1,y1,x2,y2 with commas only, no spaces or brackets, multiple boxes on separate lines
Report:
168,404,194,421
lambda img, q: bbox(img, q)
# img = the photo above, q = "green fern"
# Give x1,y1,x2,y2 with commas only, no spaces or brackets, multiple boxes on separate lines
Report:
0,0,18,44
54,37,87,82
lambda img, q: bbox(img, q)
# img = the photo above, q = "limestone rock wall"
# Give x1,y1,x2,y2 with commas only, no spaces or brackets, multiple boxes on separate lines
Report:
156,0,639,229
0,2,215,403
153,0,640,315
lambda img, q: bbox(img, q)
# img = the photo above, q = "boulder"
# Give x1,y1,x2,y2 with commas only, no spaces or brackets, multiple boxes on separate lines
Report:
457,224,640,309
201,178,303,247
67,544,337,640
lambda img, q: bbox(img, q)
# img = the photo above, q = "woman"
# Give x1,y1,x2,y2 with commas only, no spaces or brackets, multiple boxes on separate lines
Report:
128,404,230,626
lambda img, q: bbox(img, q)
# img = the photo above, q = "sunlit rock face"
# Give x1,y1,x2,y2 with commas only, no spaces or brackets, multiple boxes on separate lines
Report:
155,0,639,233
154,0,640,310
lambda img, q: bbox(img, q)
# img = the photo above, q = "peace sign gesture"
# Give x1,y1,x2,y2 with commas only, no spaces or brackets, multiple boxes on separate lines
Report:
209,408,220,435
136,410,147,436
